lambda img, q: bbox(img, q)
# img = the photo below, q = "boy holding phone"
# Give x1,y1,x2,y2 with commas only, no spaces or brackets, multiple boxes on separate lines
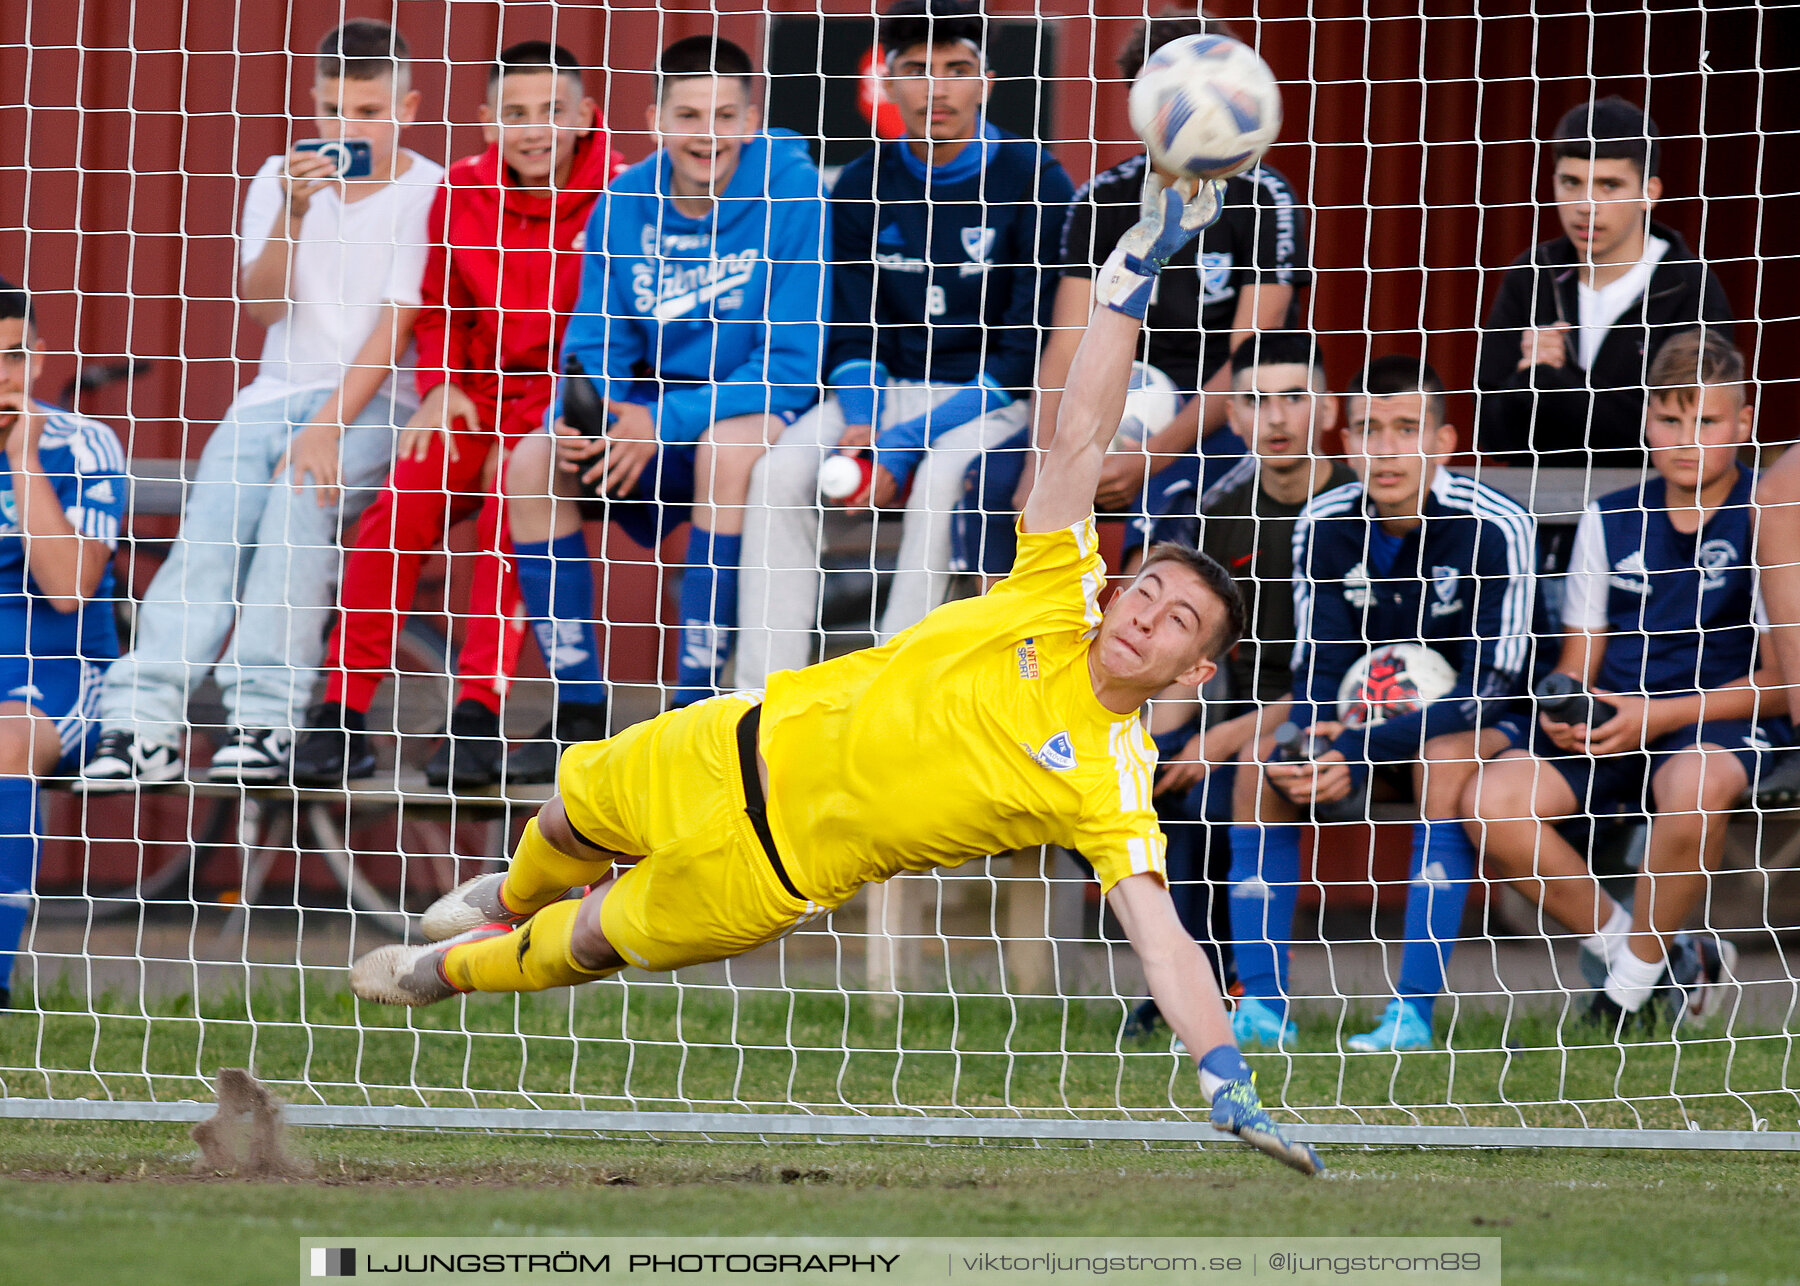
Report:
1465,331,1776,1031
294,41,623,788
80,19,442,789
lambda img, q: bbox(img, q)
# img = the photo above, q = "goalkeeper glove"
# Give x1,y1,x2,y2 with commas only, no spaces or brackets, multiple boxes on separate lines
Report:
1094,173,1225,320
1199,1044,1324,1176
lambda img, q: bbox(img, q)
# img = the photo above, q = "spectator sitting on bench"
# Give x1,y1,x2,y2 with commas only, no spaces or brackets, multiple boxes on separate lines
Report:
1466,330,1776,1033
969,5,1308,577
293,41,623,789
499,35,826,731
80,19,442,790
1228,357,1535,1052
735,0,1072,682
1475,95,1733,470
0,275,127,1008
1126,330,1355,1038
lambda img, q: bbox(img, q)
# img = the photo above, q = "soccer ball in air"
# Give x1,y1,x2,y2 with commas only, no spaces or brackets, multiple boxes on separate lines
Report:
1112,362,1182,449
1128,34,1283,182
1336,643,1458,726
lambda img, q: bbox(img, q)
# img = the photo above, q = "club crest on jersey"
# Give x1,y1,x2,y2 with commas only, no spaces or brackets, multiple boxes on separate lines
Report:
1430,565,1462,617
1015,638,1040,680
1342,561,1372,608
0,489,13,529
960,226,996,264
1609,550,1651,595
1198,251,1235,305
1698,538,1737,591
1024,731,1076,773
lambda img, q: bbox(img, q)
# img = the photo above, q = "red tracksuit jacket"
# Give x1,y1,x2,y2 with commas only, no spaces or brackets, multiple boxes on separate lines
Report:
413,128,626,440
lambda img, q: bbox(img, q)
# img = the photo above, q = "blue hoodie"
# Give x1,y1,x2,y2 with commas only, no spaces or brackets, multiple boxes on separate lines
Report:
559,130,828,445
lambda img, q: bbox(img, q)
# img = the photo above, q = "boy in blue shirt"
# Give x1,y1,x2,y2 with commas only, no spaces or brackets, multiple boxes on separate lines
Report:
1467,330,1774,1030
734,0,1072,685
1229,358,1536,1051
0,277,126,1007
500,35,826,736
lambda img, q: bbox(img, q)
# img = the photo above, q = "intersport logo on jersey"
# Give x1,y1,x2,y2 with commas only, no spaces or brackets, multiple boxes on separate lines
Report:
635,250,761,320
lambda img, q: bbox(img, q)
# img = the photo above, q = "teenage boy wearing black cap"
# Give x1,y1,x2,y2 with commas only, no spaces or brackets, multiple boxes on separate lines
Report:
1474,95,1733,470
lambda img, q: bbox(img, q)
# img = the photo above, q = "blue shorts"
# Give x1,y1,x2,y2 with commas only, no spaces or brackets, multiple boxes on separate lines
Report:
1502,714,1791,815
585,410,802,549
0,653,107,773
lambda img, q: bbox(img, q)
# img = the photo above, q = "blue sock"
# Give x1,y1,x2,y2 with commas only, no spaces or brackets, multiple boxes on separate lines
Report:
1395,819,1480,1023
514,533,607,707
674,527,741,707
1227,823,1301,1020
0,777,40,995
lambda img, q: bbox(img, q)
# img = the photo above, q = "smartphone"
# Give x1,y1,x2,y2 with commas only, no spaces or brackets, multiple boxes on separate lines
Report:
293,138,373,179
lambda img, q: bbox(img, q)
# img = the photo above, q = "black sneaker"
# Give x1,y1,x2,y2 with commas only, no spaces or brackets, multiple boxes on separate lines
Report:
424,700,505,789
1586,985,1665,1038
507,700,609,784
75,729,183,793
1666,932,1740,1025
207,727,293,784
291,702,376,786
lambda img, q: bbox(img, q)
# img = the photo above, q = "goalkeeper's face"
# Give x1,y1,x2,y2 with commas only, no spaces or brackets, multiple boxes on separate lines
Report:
1093,562,1224,689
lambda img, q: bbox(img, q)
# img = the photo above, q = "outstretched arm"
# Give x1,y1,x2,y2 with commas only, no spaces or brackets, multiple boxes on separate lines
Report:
1107,873,1323,1176
1021,175,1223,536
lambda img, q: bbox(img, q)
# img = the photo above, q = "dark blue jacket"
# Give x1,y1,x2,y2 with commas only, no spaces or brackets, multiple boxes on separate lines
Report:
825,128,1073,395
1290,472,1536,775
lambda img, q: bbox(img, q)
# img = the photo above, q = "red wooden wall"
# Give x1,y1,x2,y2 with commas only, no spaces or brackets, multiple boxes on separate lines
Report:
1,0,1792,448
2,0,1793,898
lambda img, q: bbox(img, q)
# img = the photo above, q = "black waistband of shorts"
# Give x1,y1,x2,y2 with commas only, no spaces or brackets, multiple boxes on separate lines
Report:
735,703,804,904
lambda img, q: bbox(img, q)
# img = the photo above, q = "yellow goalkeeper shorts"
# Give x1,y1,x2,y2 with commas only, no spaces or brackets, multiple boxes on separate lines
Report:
556,692,824,973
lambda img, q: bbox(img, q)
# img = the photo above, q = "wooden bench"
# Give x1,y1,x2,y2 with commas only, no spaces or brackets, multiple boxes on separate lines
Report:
65,459,1797,986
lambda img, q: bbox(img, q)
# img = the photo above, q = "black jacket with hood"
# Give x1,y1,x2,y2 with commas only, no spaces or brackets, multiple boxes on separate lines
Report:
1474,222,1733,469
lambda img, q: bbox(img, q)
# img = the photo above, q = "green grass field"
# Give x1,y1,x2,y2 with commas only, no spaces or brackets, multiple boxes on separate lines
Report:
0,1122,1797,1286
3,977,1796,1132
2,981,1797,1284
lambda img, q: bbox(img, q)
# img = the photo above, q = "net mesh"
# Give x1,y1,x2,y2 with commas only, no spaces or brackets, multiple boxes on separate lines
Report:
0,0,1796,1146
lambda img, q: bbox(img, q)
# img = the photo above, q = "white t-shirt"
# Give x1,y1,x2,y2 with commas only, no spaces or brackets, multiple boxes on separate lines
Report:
237,149,444,404
1575,233,1670,371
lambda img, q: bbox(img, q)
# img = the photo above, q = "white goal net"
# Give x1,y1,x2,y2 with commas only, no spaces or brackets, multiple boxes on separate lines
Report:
0,0,1795,1153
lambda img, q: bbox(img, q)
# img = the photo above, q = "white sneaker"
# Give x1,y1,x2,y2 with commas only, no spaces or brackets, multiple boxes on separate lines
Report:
76,729,182,793
421,872,541,942
207,728,293,784
350,926,511,1007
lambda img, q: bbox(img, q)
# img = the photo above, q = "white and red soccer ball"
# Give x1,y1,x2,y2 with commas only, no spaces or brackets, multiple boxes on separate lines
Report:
1337,643,1458,726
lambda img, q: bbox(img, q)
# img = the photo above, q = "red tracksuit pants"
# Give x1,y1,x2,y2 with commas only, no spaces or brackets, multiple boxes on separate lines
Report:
323,427,527,715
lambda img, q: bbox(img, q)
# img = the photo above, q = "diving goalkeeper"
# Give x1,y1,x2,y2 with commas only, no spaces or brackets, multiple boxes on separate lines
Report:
350,174,1322,1177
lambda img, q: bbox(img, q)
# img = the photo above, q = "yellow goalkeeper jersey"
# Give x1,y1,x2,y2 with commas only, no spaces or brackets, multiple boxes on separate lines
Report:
760,517,1166,910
